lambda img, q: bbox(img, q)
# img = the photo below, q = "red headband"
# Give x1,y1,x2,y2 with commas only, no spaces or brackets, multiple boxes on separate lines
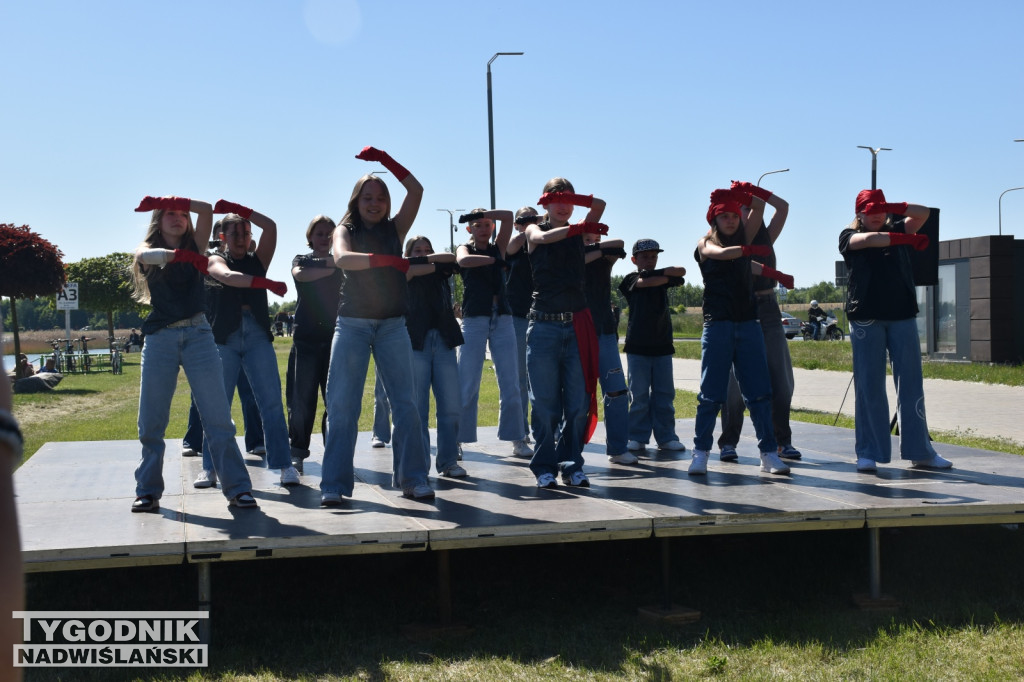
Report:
706,201,743,226
855,189,887,214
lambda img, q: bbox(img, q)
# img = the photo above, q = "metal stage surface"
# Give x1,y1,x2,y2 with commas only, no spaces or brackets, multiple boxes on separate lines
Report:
16,420,1024,575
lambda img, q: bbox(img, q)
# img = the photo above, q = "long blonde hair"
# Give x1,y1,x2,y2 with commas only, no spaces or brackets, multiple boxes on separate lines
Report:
130,208,197,304
339,175,391,228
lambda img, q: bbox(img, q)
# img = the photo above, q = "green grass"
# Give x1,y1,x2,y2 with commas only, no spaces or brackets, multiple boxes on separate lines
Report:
13,336,1024,680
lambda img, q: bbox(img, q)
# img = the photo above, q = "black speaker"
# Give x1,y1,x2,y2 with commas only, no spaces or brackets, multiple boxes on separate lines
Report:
910,207,939,286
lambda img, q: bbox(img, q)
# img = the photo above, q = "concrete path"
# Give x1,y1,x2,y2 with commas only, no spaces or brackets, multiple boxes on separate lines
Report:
667,357,1024,446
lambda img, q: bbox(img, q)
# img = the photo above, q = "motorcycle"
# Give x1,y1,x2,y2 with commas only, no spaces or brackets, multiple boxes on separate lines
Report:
801,314,845,341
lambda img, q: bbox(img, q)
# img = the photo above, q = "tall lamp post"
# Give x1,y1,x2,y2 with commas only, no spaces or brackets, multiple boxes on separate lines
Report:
487,51,524,210
857,146,892,190
437,208,466,252
998,187,1024,236
757,168,789,186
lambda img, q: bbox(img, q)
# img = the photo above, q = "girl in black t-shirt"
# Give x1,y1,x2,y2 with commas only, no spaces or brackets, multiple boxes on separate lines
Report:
839,189,951,472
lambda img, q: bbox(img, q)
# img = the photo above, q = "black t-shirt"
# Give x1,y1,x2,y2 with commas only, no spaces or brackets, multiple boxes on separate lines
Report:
291,253,343,342
141,258,207,335
406,269,464,351
695,246,756,323
529,223,586,314
619,272,684,356
584,247,619,335
839,218,918,321
206,252,272,345
460,241,510,317
748,224,778,292
338,219,408,320
505,249,533,318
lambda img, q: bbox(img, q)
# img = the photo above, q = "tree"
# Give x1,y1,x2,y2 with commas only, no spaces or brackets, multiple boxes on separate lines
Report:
64,253,144,341
0,224,65,357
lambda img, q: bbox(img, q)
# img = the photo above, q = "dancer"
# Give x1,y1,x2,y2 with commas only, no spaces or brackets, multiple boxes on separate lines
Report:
582,230,634,462
525,178,605,488
319,147,433,506
287,215,342,470
839,189,951,472
199,201,297,489
619,239,688,453
689,184,794,476
456,208,530,458
130,195,256,510
404,235,465,476
717,186,801,462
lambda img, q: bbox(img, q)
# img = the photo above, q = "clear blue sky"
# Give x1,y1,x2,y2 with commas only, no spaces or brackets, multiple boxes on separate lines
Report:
3,0,1023,296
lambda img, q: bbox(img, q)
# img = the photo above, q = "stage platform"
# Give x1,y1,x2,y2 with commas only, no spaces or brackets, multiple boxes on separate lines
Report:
15,420,1024,620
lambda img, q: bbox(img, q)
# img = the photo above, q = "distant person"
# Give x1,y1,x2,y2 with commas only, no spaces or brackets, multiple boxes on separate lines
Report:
14,355,35,380
38,357,58,374
126,328,143,352
807,300,825,341
619,239,687,454
130,195,256,511
839,189,951,472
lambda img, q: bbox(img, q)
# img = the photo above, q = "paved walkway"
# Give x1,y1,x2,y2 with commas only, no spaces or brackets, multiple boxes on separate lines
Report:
667,357,1024,446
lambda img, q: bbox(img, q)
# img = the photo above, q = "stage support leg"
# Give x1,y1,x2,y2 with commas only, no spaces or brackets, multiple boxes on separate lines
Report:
197,563,211,644
852,526,901,611
437,549,452,627
637,536,700,624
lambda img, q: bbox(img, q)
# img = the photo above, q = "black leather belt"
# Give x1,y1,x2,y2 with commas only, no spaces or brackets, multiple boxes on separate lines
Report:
528,310,574,322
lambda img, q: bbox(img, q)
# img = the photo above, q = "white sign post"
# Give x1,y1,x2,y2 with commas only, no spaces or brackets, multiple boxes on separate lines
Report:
56,282,79,342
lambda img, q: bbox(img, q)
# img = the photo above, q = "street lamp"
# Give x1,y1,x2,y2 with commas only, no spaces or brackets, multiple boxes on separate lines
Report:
856,146,892,190
487,51,524,210
437,208,466,252
998,187,1024,236
757,168,789,186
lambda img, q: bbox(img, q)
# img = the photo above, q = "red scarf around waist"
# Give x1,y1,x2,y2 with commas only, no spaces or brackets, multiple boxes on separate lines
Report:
572,308,599,444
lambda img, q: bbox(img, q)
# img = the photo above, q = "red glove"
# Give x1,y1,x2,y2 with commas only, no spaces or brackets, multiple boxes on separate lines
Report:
888,232,929,251
367,253,411,273
566,222,609,237
250,276,287,297
760,265,794,289
740,244,772,257
213,200,254,219
730,180,773,202
709,188,753,207
355,146,410,182
171,249,209,274
537,192,593,208
135,196,190,213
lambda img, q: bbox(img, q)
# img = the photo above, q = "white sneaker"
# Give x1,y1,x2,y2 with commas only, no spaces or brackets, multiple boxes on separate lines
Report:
280,466,300,487
403,482,435,500
193,470,217,488
536,473,558,488
370,435,387,448
688,450,709,475
441,463,468,478
561,470,590,487
626,440,644,451
856,458,878,472
609,452,639,465
512,439,533,458
911,454,953,470
760,451,791,475
659,440,687,451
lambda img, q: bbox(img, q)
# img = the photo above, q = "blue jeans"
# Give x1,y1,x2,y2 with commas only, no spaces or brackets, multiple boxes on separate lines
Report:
184,368,264,452
135,320,252,501
626,353,678,446
321,316,429,496
512,315,531,438
372,366,392,443
286,337,330,460
201,311,290,471
720,293,795,447
412,329,461,472
694,319,777,454
457,312,526,442
526,319,586,477
850,318,937,463
597,332,628,455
